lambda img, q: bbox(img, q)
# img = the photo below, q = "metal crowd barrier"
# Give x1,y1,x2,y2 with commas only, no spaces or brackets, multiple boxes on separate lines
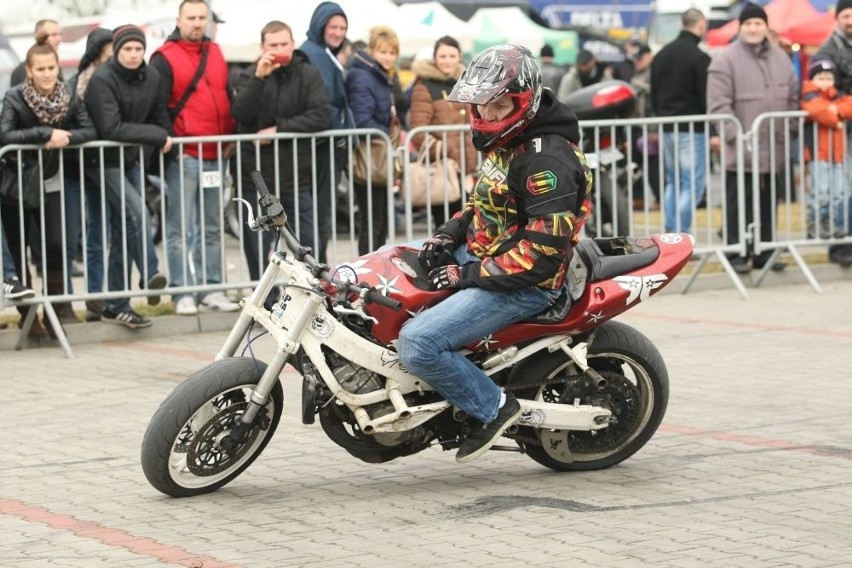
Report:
3,115,851,355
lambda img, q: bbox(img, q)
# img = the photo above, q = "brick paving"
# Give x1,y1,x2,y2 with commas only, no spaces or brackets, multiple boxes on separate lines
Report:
1,278,852,567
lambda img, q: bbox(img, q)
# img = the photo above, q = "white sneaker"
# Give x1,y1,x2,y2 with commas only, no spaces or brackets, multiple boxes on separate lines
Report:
200,291,239,312
175,296,198,315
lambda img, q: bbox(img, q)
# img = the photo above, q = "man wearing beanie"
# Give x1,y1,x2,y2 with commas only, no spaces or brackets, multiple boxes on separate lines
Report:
84,24,172,329
299,1,354,263
539,43,564,92
815,0,852,266
150,0,239,316
707,1,798,274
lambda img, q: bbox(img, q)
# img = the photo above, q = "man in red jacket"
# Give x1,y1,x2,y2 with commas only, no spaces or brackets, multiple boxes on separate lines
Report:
150,0,238,316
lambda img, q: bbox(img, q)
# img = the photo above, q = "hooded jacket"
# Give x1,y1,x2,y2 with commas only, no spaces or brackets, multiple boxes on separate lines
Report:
299,2,354,131
801,80,852,163
150,29,235,159
707,38,799,172
438,89,592,292
84,58,171,167
408,58,477,175
346,50,394,133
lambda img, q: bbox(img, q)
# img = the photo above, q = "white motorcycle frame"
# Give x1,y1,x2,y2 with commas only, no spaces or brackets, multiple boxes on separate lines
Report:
215,230,612,436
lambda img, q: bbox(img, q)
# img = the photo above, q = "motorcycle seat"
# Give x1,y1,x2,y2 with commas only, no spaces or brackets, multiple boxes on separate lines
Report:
576,237,659,282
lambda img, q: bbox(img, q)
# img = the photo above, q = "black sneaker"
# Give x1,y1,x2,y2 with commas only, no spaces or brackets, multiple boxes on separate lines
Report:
146,272,167,306
101,309,153,329
3,278,36,300
456,393,522,464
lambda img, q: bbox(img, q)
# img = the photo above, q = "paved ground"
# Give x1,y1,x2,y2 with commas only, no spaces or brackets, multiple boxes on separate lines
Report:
2,277,852,567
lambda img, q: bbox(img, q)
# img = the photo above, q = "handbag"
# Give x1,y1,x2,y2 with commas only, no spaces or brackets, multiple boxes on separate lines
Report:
0,157,41,209
352,105,402,186
408,137,462,207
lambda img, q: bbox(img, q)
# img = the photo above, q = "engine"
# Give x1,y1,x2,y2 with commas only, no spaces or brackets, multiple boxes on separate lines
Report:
316,352,433,461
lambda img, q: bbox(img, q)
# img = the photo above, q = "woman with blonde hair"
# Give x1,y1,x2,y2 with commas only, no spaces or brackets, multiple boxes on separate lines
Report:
345,25,401,254
408,35,477,227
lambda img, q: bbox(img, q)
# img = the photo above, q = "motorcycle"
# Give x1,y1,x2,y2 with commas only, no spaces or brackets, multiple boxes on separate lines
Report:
565,80,637,238
141,171,694,497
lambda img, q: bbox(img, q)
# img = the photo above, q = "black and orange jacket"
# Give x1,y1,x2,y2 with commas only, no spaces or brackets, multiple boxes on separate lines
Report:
801,81,852,163
439,89,593,292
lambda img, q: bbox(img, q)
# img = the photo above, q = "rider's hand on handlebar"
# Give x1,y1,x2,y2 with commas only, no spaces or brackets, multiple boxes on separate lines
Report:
428,264,462,290
418,233,456,271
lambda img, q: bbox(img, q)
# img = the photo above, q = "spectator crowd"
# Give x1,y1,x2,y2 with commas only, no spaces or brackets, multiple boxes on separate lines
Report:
2,0,852,338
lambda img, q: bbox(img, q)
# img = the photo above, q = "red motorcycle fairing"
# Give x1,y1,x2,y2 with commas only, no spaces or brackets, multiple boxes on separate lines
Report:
333,233,693,350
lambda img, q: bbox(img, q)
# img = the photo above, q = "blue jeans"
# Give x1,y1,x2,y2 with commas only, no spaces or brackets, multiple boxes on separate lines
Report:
102,165,160,313
62,176,82,291
1,223,16,279
397,246,558,424
84,168,107,294
165,156,226,300
807,161,845,232
662,132,706,233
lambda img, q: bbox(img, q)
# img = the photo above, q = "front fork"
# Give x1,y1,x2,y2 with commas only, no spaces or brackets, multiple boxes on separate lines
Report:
217,252,324,450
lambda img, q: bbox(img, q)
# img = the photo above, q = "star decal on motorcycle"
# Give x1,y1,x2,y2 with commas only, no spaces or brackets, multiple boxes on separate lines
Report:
614,274,669,305
476,334,498,350
375,274,401,297
586,310,605,323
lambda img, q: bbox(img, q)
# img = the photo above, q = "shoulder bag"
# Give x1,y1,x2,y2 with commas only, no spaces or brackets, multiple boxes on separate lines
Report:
407,137,461,207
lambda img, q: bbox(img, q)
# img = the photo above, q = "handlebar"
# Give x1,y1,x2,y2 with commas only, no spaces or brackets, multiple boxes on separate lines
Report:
247,170,402,311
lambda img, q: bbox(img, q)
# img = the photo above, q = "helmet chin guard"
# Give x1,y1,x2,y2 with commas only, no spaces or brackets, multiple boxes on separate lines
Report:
448,44,542,151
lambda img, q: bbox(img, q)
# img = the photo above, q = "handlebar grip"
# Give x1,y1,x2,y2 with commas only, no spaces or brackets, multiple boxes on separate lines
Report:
363,288,403,311
250,170,271,196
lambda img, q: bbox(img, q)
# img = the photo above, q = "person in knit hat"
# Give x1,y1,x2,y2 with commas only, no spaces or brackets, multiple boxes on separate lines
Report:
814,0,852,266
83,23,172,329
800,57,852,240
707,0,798,274
738,2,767,25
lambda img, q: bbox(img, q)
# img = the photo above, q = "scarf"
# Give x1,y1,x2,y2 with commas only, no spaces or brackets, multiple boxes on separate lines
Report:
75,66,97,100
22,79,71,126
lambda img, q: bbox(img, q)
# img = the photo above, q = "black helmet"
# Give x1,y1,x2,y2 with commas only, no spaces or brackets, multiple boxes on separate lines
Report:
448,44,542,152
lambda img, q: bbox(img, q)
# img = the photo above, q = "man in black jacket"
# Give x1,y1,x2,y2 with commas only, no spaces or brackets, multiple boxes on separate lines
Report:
650,8,711,236
85,25,172,329
231,20,331,282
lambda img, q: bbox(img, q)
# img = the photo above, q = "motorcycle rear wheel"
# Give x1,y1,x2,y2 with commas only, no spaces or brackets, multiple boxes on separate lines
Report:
141,357,282,497
517,321,668,471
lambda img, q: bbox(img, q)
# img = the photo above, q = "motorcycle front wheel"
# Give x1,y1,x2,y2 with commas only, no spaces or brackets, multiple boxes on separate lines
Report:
141,357,282,497
515,321,669,471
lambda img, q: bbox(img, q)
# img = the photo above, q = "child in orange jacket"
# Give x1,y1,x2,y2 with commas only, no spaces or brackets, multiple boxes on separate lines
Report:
801,58,852,239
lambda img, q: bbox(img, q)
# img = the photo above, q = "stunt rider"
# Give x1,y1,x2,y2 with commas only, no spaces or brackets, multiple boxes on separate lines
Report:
398,44,593,463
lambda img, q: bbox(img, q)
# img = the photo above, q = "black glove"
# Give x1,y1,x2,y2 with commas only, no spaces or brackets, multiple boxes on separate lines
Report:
418,233,456,271
428,264,462,290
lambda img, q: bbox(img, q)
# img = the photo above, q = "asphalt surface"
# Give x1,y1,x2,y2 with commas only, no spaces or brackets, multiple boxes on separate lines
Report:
2,277,852,567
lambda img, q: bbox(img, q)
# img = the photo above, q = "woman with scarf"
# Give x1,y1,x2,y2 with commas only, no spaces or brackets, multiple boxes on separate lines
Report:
345,25,401,254
0,34,96,336
408,35,477,227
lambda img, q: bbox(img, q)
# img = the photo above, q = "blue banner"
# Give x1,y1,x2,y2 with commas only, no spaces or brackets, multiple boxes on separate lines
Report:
530,0,654,30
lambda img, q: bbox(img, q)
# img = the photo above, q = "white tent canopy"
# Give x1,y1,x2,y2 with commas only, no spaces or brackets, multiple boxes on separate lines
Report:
388,2,474,57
